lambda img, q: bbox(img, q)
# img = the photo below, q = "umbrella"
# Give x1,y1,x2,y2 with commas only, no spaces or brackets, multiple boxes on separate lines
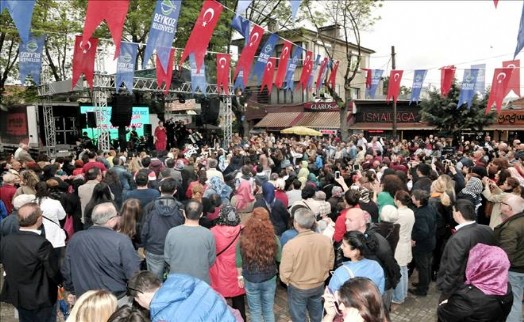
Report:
280,126,322,136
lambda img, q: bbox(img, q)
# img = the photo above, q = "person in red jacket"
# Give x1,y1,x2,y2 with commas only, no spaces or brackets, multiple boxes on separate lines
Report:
0,173,18,214
209,205,246,321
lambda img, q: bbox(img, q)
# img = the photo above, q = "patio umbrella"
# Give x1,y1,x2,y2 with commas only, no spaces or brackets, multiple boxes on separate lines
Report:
280,126,322,136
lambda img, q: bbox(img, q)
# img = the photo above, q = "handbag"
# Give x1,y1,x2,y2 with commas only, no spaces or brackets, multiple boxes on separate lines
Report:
216,228,242,257
63,214,74,241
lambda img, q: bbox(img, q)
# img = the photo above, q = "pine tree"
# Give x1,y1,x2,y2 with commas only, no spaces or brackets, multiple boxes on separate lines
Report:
419,81,496,137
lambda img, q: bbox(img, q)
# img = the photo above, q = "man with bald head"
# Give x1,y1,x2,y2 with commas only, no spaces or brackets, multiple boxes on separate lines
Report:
62,202,141,304
345,207,400,311
0,203,62,322
495,194,524,322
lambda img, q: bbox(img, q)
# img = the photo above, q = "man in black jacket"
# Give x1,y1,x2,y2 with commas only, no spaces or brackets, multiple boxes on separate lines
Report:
437,199,495,301
0,203,63,322
141,178,184,279
345,207,401,311
410,189,437,297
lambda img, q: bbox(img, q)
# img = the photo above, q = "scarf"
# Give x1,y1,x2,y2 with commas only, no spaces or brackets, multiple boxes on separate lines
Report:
234,180,254,211
465,243,509,296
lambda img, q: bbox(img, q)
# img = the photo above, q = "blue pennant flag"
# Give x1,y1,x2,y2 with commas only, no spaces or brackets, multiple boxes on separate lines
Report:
236,0,253,15
410,69,427,104
515,1,524,58
116,42,138,94
471,64,486,96
367,69,383,99
231,14,251,46
143,0,182,71
1,0,36,43
307,54,321,89
289,0,302,22
251,34,278,84
189,53,207,95
284,46,303,91
234,70,246,92
457,68,479,109
19,33,45,85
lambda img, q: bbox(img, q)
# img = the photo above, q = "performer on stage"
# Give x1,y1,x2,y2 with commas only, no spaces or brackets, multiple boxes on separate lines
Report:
154,121,167,152
128,126,139,152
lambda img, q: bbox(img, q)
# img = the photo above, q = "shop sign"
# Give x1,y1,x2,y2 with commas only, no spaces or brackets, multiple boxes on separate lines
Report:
497,110,524,125
320,129,337,135
360,111,418,123
304,101,339,111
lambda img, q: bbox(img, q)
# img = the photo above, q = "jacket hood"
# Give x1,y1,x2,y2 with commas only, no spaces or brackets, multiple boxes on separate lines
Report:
154,197,181,217
213,225,242,239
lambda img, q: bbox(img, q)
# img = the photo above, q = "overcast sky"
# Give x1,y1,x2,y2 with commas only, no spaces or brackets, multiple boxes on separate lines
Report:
360,0,523,93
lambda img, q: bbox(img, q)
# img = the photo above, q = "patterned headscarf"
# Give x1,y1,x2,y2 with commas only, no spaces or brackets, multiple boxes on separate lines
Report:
465,243,510,296
461,177,483,198
218,205,240,226
206,176,233,203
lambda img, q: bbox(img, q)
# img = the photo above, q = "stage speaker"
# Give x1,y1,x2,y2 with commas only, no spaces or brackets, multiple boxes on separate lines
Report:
87,112,97,128
143,124,152,137
111,94,134,127
200,97,220,125
79,113,87,129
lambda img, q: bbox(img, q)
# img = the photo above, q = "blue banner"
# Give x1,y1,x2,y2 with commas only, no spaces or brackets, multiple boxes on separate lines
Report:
471,64,486,96
19,34,45,85
457,68,479,109
231,14,250,46
367,69,383,99
234,70,246,91
1,0,36,43
116,42,138,94
410,69,427,104
515,1,524,58
290,0,302,22
251,33,278,84
143,0,182,71
307,54,321,89
189,53,207,94
236,0,253,15
284,46,303,91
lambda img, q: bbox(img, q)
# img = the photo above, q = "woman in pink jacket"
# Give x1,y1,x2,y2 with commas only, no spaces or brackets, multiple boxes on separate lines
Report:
210,205,246,321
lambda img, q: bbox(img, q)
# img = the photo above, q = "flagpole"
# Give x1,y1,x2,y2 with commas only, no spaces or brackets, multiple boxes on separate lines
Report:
391,46,398,139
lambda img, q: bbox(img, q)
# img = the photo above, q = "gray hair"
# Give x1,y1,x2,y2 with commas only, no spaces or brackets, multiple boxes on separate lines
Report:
92,202,118,225
294,208,316,230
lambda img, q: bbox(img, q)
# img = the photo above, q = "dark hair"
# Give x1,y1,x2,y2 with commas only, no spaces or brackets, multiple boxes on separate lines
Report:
338,277,389,322
35,181,50,200
344,189,361,206
411,189,429,206
135,170,149,187
292,179,301,189
343,231,371,259
381,175,406,197
166,158,175,169
113,157,122,167
185,200,203,220
301,185,316,199
141,157,151,168
85,167,101,181
454,199,476,221
127,271,161,298
17,203,41,227
160,178,177,194
87,151,96,159
394,190,411,206
107,305,148,322
416,163,431,176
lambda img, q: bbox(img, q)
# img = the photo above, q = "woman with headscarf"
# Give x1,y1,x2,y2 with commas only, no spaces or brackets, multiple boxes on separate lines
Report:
231,178,255,214
437,243,513,322
210,205,246,321
204,176,233,205
307,173,320,189
483,176,523,228
297,160,309,180
236,207,281,322
457,177,483,219
254,181,289,236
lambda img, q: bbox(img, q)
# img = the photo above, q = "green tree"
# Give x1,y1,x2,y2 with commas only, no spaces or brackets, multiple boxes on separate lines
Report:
419,82,496,137
304,0,382,141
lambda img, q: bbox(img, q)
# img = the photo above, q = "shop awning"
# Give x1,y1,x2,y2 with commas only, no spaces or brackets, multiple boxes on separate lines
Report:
254,112,303,128
485,124,524,131
350,122,435,130
293,112,345,129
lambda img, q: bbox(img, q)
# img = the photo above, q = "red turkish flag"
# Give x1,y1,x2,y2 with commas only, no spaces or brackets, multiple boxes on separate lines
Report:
362,68,372,88
298,50,313,91
234,24,264,86
82,0,129,58
493,0,499,8
328,60,339,89
179,0,223,73
156,49,175,94
315,57,329,91
386,70,404,103
502,59,520,96
260,57,276,93
440,65,456,97
275,41,292,89
216,53,231,95
72,35,98,90
486,67,515,114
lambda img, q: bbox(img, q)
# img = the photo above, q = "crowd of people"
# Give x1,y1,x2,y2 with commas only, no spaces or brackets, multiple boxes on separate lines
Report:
0,131,524,322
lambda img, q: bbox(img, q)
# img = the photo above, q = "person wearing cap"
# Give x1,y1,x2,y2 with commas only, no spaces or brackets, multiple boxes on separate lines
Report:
0,194,36,239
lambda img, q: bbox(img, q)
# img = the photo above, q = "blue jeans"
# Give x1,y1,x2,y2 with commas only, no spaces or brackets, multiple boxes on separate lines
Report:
244,276,276,322
393,265,408,303
508,271,524,322
287,284,324,322
146,251,166,280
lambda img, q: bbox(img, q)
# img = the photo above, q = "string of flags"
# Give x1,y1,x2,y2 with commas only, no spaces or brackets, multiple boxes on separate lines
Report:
3,0,524,114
